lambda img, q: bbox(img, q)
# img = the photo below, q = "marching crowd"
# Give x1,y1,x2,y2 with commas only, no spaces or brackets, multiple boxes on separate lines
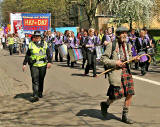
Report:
0,26,157,124
0,27,156,76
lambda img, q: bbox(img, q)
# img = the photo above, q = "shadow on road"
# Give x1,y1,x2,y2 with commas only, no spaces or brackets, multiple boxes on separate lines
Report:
14,93,33,102
57,64,69,68
71,73,93,77
131,71,140,75
12,55,25,57
3,54,10,56
76,109,121,122
148,70,160,73
58,63,84,70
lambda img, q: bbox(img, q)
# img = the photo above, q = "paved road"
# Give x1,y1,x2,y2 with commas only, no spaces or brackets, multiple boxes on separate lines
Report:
0,50,160,127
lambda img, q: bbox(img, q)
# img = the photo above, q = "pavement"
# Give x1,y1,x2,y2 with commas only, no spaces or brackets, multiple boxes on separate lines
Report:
0,49,160,127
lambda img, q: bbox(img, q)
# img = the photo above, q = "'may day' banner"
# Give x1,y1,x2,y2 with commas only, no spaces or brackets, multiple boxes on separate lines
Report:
22,13,51,31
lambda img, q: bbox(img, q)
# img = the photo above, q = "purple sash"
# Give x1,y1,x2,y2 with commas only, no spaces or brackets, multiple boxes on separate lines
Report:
131,46,137,56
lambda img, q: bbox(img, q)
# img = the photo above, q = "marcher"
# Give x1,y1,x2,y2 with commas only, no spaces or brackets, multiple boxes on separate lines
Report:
100,26,139,124
102,27,116,47
84,28,100,77
7,34,15,55
14,33,21,54
129,29,138,69
54,32,63,62
135,30,150,75
98,29,104,42
80,29,88,69
66,31,79,67
1,34,6,49
46,30,54,59
77,28,84,41
24,34,30,53
102,27,115,78
22,31,52,102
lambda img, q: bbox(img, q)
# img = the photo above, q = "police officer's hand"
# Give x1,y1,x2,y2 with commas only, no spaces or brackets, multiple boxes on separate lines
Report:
22,65,26,72
47,63,52,69
116,60,123,67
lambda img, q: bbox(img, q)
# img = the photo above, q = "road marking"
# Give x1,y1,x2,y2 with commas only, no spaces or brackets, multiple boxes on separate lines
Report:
133,75,160,86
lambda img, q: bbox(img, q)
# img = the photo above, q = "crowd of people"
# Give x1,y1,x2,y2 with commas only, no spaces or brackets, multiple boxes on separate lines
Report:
0,27,156,76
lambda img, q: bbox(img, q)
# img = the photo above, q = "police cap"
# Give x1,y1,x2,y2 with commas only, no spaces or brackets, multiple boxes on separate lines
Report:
33,31,41,36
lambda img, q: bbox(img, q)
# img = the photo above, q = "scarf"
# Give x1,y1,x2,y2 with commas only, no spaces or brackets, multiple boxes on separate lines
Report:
117,43,129,61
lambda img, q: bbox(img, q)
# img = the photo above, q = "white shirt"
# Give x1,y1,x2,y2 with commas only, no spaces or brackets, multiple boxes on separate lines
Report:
25,38,30,45
2,37,5,43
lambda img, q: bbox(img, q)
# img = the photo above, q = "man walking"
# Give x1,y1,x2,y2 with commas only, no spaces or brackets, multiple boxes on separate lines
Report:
100,26,139,124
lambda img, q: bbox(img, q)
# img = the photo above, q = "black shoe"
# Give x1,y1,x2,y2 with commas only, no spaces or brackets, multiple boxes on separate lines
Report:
122,116,134,124
83,73,88,76
146,67,149,72
100,102,109,117
122,107,134,124
71,63,74,67
31,97,39,103
38,93,43,98
93,74,97,77
141,70,146,75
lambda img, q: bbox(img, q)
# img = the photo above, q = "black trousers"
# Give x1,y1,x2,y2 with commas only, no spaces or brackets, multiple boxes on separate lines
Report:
85,51,97,76
30,65,47,97
82,48,87,68
55,45,63,62
9,44,13,55
2,43,6,49
82,58,87,68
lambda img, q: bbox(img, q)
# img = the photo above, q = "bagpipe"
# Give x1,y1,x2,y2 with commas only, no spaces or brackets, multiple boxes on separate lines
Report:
96,54,152,78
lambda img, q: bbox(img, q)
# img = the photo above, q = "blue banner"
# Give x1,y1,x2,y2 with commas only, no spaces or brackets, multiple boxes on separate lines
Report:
55,27,78,36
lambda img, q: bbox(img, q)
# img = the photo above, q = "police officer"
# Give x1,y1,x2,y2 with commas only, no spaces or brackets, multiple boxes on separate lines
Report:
22,31,52,102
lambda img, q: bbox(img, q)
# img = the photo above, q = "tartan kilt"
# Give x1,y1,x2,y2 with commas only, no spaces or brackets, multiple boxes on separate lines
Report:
107,67,135,100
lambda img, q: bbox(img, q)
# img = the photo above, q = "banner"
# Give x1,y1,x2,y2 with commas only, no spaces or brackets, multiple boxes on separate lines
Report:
13,20,22,34
55,27,78,36
22,13,51,32
10,13,22,34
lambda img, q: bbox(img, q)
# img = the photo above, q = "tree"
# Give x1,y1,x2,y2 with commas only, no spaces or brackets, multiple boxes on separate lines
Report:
70,0,156,29
0,0,18,24
73,0,104,28
101,0,155,29
0,0,156,29
0,0,70,27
